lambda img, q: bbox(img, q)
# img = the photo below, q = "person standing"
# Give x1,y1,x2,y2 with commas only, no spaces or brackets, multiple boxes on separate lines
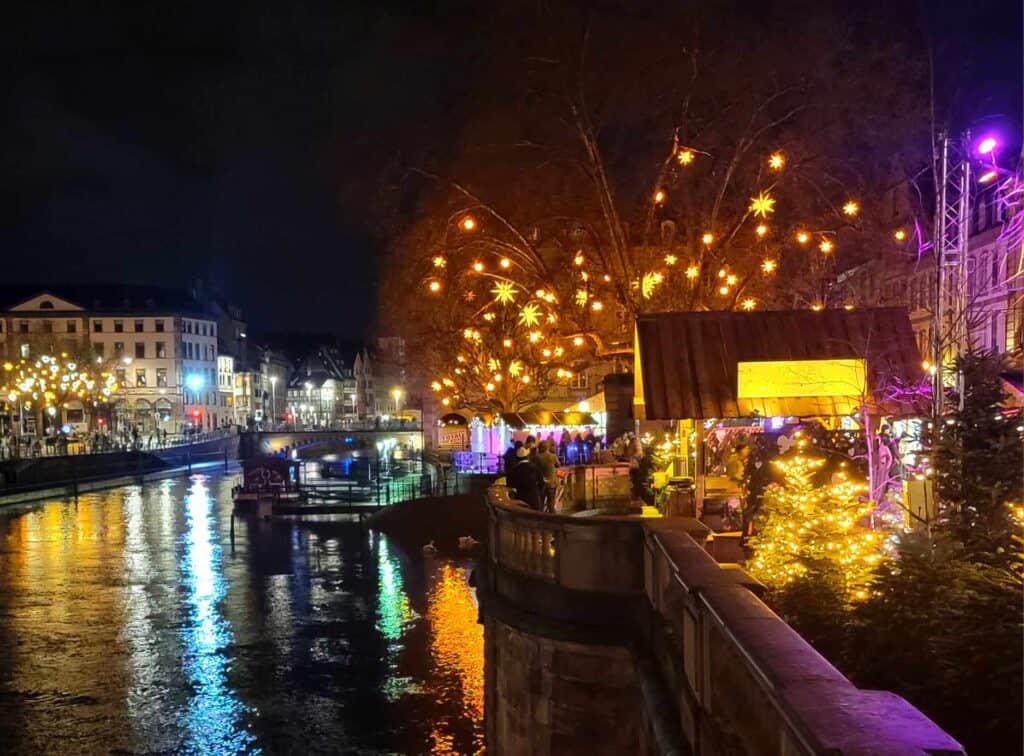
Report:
534,440,560,512
502,440,523,473
506,446,543,510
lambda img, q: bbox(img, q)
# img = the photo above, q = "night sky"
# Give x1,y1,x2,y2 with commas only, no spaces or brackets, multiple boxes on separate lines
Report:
2,0,1019,336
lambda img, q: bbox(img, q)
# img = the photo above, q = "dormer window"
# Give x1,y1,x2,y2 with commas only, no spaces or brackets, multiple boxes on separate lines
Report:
39,300,54,309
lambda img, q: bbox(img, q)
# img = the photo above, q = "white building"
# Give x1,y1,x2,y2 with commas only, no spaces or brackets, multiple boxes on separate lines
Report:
0,286,222,434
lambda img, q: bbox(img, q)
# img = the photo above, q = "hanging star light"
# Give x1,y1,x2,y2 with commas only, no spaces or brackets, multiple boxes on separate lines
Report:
761,259,777,274
641,272,659,299
685,264,699,280
574,289,589,307
508,360,523,377
677,148,695,165
432,255,447,268
819,239,834,254
518,303,541,327
664,254,677,266
749,191,776,217
842,200,859,216
768,152,785,170
491,281,517,304
796,231,810,244
741,298,757,311
755,224,768,237
487,358,500,372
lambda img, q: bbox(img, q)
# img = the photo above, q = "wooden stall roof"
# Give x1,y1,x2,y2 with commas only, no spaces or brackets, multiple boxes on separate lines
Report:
499,411,599,428
636,308,926,419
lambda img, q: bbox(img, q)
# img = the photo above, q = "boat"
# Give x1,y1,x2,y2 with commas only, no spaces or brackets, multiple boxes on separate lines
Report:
232,457,303,514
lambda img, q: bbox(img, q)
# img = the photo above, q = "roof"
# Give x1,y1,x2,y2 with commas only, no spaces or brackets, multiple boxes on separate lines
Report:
636,308,926,419
0,284,206,316
499,411,599,428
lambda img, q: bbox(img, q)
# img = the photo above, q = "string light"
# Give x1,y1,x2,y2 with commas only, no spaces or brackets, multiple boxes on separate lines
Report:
702,232,714,245
893,229,906,241
472,261,484,273
819,239,834,254
499,257,511,269
677,149,695,165
428,280,442,292
653,189,666,204
755,224,768,237
591,301,603,311
768,152,785,170
664,254,677,265
761,259,777,274
685,265,699,280
796,231,809,244
574,252,585,266
460,216,477,231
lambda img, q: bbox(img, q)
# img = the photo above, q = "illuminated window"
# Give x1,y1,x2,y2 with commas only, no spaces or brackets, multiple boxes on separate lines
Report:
114,320,124,333
156,342,166,359
114,342,124,356
20,344,29,358
135,369,147,387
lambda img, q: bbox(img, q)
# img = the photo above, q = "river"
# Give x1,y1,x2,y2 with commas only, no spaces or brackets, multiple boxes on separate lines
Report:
0,472,484,754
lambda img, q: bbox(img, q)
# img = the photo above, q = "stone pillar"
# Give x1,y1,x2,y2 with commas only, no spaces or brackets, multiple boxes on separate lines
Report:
485,616,644,755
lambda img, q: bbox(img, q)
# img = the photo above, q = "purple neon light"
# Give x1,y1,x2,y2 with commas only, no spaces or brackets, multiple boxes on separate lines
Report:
977,136,998,155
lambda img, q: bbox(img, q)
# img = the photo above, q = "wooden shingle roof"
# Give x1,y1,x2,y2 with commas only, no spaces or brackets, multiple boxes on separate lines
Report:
635,308,926,419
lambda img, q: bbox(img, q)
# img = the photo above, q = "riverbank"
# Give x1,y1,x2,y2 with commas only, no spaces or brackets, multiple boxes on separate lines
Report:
368,493,488,554
0,434,239,505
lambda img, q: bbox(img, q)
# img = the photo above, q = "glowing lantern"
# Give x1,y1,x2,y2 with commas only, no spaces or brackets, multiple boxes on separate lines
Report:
768,152,785,170
460,216,477,231
842,200,859,217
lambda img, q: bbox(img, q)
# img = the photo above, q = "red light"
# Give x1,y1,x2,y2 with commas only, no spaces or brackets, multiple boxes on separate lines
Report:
97,418,105,425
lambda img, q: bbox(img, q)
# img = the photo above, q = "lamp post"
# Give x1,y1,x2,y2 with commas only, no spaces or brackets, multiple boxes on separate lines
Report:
270,375,278,429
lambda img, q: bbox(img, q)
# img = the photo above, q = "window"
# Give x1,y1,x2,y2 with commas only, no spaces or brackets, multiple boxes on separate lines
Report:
19,321,28,334
114,320,124,333
992,255,1001,287
156,341,166,359
39,300,54,309
20,344,29,359
134,319,144,333
135,368,147,387
116,368,126,385
43,320,53,334
155,320,165,333
156,368,167,387
187,342,193,360
67,320,77,334
201,323,207,336
93,343,104,359
93,320,103,333
570,373,589,390
114,342,124,356
135,342,145,359
185,321,192,334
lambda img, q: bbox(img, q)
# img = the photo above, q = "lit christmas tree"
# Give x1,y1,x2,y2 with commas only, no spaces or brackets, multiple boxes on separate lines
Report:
747,445,884,601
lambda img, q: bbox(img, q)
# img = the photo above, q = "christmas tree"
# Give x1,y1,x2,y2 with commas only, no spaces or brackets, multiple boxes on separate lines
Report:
747,446,883,602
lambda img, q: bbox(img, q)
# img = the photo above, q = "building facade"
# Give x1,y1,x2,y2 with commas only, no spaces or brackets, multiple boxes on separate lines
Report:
0,286,223,435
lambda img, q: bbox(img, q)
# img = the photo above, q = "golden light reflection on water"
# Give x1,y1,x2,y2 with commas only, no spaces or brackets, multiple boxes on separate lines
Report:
425,563,485,754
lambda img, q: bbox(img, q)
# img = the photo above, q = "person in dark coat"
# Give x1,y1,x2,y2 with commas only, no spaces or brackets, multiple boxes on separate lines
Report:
502,440,524,473
505,446,543,509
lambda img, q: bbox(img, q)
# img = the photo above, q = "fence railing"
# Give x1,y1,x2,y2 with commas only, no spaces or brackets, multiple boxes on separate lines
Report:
0,427,238,460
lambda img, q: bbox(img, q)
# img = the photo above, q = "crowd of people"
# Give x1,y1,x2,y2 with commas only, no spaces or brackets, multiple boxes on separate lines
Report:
500,435,562,512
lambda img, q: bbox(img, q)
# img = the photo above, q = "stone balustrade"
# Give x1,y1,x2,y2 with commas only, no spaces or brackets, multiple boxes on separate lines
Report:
483,486,964,756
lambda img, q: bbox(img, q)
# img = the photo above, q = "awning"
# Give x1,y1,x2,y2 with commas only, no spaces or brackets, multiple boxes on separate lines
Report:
564,391,605,414
499,411,600,429
635,308,927,419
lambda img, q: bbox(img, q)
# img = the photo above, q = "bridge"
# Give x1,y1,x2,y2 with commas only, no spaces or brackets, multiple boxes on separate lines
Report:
239,428,424,458
479,485,963,755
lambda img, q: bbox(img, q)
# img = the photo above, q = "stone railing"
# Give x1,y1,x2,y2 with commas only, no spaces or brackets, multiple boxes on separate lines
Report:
487,484,648,595
484,486,964,756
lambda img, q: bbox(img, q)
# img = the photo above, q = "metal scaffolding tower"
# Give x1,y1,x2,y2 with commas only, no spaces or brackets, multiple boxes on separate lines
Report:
932,131,972,415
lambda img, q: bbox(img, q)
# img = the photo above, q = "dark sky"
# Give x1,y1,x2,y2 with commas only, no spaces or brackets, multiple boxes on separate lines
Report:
1,1,1019,336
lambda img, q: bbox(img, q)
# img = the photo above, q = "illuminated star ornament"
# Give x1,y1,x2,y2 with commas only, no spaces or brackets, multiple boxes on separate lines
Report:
768,152,785,170
749,191,776,218
518,303,541,327
677,148,695,165
842,200,859,217
491,281,517,304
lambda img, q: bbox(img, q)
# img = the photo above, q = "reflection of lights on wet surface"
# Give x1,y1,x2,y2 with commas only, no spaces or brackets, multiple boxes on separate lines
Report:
376,534,418,702
180,476,256,753
426,564,484,753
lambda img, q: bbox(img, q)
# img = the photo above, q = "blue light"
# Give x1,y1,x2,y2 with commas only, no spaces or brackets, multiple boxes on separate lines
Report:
185,374,205,392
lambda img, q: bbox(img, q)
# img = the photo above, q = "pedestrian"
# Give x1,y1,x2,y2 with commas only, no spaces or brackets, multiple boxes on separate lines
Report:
557,432,569,464
505,445,543,510
524,434,538,457
502,440,523,473
725,443,750,483
534,440,560,512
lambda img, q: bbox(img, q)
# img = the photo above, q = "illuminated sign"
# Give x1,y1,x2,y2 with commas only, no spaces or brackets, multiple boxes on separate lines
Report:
737,359,866,399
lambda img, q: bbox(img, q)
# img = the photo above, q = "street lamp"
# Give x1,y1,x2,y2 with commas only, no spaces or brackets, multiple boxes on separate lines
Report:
391,387,403,413
270,375,278,427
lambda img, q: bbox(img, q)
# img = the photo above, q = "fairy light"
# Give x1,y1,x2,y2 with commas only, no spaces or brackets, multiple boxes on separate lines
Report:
572,336,585,347
761,259,777,274
893,229,906,241
685,265,699,280
702,232,714,245
664,254,677,266
460,216,477,231
747,450,882,600
472,261,484,273
796,231,809,244
574,252,585,266
726,274,738,286
842,200,859,217
718,286,729,295
677,149,695,165
591,301,603,312
819,239,834,254
741,298,757,310
755,223,768,237
499,257,511,269
768,152,785,170
653,189,666,204
428,280,442,292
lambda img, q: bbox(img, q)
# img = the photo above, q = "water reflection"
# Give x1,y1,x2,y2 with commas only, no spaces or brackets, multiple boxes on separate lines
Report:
180,476,256,753
0,472,485,754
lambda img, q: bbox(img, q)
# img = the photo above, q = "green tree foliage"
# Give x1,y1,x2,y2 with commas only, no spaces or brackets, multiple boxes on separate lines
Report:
934,351,1023,560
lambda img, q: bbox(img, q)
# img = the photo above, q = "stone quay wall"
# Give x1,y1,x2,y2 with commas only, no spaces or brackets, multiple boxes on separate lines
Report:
482,487,964,756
